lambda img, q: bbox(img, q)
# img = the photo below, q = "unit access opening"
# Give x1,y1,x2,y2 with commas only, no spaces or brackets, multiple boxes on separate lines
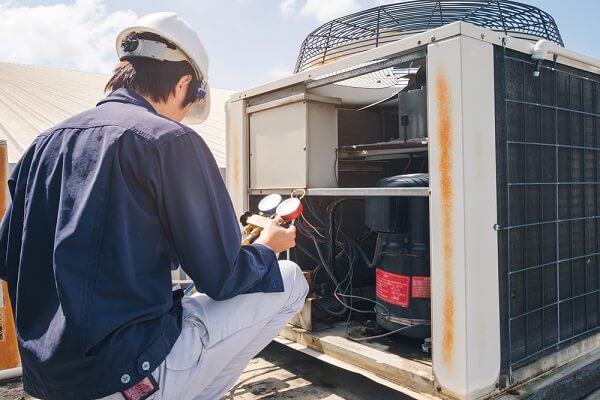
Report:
247,51,433,374
310,51,428,188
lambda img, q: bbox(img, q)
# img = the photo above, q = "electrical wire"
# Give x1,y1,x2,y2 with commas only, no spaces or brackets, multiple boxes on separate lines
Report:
419,156,427,172
402,154,413,174
345,235,371,267
301,214,325,238
294,240,321,265
298,219,342,290
299,198,429,342
310,241,355,283
334,148,339,185
333,293,374,314
333,238,392,316
331,226,385,315
298,215,359,316
336,293,390,315
305,200,325,226
347,323,426,342
367,233,382,268
297,205,384,317
296,218,325,244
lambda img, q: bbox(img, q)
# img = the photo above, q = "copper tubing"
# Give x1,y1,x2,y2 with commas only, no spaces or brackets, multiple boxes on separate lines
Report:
241,226,262,245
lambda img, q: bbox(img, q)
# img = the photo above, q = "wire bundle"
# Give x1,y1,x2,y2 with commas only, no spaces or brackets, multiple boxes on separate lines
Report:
297,199,425,341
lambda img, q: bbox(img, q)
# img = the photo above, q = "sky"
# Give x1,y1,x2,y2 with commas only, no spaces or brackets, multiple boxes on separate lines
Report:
0,0,598,91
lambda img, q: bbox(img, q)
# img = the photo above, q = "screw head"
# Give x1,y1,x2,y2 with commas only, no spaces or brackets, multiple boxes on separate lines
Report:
121,374,131,384
142,361,151,371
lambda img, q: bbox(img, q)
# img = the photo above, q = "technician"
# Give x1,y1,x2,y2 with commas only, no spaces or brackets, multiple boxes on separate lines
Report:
0,12,308,400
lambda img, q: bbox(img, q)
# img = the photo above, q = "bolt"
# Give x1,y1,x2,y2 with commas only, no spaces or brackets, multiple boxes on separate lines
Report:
481,33,485,39
430,36,436,42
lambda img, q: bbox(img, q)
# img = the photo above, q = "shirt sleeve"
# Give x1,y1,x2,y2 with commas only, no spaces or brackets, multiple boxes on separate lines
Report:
155,131,284,300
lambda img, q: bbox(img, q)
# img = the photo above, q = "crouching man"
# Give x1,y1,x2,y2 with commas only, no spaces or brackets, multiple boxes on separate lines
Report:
0,12,308,400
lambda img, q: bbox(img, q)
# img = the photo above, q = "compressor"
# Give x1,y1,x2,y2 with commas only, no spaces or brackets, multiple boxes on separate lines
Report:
366,173,430,338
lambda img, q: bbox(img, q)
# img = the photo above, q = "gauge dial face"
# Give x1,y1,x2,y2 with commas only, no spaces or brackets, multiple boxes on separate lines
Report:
258,194,283,215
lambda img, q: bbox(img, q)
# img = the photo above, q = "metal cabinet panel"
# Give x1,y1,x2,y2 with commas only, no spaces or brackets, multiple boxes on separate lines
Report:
250,101,308,189
249,94,339,189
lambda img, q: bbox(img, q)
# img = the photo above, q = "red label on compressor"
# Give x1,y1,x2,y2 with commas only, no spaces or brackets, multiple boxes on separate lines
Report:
411,276,431,298
376,269,410,308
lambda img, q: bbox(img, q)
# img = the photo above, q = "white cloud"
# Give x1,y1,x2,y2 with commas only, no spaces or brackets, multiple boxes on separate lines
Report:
0,0,137,74
299,0,361,23
280,0,296,17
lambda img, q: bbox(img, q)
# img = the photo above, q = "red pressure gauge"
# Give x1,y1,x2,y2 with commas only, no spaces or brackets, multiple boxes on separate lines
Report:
276,198,303,222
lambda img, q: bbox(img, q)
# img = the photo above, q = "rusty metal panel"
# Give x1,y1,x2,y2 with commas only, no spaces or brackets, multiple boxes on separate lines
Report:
226,99,249,217
428,36,468,398
428,36,501,399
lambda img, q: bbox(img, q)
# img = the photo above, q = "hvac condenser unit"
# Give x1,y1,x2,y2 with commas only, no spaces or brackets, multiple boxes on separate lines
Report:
226,2,600,399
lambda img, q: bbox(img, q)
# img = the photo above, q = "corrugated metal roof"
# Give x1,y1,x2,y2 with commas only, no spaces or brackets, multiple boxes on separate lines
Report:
0,63,231,167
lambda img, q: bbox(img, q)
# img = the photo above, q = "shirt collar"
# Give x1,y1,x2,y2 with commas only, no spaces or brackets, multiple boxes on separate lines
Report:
97,88,157,114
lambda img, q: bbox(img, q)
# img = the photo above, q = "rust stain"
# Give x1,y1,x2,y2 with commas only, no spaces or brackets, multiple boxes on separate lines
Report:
0,142,6,215
310,55,345,68
0,141,20,370
233,135,240,188
436,70,455,366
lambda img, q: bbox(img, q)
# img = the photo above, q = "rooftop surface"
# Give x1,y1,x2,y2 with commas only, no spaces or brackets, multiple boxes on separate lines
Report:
0,341,415,400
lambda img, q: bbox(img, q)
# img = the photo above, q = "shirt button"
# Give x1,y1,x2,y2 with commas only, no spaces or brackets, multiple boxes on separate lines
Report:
142,361,151,371
121,374,131,384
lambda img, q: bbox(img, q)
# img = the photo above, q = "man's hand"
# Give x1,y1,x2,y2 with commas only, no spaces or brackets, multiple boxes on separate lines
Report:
254,216,296,254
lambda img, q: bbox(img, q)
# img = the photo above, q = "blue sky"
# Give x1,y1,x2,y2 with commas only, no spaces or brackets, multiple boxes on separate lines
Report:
0,0,598,91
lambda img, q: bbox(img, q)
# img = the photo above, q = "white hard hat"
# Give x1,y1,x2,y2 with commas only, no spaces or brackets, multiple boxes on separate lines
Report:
115,12,210,125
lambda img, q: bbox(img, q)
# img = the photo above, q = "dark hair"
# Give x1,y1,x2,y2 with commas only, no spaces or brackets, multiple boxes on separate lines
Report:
105,32,198,106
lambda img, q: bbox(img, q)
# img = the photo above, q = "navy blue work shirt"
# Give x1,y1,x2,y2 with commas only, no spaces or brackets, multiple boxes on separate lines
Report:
0,89,284,400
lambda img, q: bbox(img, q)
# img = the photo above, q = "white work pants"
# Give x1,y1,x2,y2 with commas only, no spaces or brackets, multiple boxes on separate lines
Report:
100,260,308,400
